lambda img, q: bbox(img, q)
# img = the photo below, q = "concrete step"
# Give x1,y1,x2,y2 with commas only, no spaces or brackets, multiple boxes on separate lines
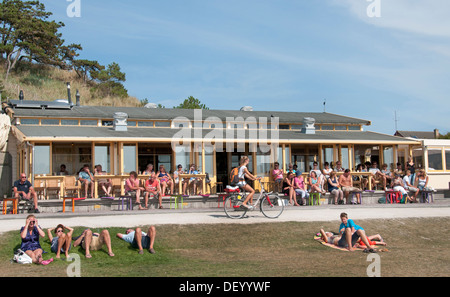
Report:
3,190,447,214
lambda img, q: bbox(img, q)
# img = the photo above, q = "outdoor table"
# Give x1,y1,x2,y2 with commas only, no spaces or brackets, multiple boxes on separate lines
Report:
178,174,206,195
34,175,65,199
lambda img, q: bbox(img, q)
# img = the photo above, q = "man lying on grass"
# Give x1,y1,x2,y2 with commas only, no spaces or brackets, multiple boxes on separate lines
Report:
116,226,156,254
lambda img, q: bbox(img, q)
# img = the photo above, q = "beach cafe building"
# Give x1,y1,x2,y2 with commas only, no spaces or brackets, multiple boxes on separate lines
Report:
2,97,441,199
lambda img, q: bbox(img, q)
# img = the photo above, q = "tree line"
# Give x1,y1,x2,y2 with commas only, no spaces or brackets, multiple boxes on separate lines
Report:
0,0,128,98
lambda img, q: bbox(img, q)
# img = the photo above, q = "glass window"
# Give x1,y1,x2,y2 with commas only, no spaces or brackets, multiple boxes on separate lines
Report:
138,121,153,127
80,120,98,126
61,119,79,126
41,119,59,125
383,146,394,170
322,145,334,165
335,125,347,131
123,144,136,173
155,121,170,127
34,145,50,175
95,145,110,173
175,145,190,170
21,118,39,125
348,125,361,131
427,148,443,171
446,149,450,171
256,147,271,176
127,121,137,127
198,145,214,175
321,125,333,130
412,147,423,169
279,125,290,130
340,146,350,170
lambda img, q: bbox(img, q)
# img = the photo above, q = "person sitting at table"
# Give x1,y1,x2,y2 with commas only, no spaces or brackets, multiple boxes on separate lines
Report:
338,169,362,204
187,164,202,195
394,162,404,177
369,162,387,191
125,171,145,209
94,164,112,197
78,164,94,198
334,161,345,172
381,163,393,186
59,164,69,175
355,164,369,190
13,173,39,213
272,162,284,193
144,172,162,209
143,164,154,175
156,165,173,196
173,164,188,195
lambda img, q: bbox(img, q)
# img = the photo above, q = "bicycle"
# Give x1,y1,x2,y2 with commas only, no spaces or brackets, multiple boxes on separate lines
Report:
223,180,284,219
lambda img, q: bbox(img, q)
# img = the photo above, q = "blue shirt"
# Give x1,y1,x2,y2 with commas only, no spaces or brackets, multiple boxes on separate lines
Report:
14,180,32,194
121,231,147,244
79,171,91,181
20,226,42,251
339,219,364,233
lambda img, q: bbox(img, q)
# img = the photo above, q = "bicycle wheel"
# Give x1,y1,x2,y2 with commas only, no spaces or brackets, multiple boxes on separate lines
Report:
224,194,247,219
260,195,284,219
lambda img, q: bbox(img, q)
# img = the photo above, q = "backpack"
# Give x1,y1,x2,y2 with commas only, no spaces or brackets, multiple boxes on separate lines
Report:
13,249,32,264
229,167,240,186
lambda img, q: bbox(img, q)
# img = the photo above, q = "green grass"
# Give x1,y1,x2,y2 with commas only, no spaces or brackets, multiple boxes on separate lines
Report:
1,218,449,277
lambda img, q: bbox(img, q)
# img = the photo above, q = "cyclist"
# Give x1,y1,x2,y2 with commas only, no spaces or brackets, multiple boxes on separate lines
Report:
237,156,261,209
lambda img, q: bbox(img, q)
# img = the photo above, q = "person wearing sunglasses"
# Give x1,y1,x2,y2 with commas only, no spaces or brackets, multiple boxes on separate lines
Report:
13,173,39,213
20,215,52,264
47,224,74,259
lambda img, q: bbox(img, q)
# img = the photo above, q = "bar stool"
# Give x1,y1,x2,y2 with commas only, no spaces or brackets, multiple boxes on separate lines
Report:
385,190,400,204
421,190,434,203
119,195,133,210
215,182,223,193
309,193,321,206
2,197,18,214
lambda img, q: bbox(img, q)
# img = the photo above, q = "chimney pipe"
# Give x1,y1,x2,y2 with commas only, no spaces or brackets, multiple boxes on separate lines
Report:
19,90,24,101
434,129,440,139
76,90,80,106
66,82,72,105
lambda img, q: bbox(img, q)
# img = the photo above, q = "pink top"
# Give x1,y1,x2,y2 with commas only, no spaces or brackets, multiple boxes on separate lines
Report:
272,169,283,180
294,177,305,189
125,178,139,192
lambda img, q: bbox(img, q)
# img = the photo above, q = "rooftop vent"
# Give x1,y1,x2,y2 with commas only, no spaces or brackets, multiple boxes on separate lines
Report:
301,117,316,134
240,106,253,111
113,112,128,131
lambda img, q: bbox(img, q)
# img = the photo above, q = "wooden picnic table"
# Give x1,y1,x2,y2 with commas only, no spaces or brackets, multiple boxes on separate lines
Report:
178,173,206,195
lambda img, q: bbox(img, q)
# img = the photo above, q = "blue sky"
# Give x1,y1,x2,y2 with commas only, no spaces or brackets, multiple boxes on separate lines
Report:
41,0,449,135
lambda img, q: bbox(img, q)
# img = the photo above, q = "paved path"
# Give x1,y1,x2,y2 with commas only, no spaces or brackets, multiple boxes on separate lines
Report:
1,203,449,234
